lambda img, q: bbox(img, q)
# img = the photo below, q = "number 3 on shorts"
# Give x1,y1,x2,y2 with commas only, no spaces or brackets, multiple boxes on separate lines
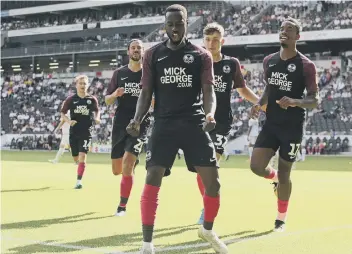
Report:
83,139,92,150
288,143,301,159
133,138,144,153
214,134,227,149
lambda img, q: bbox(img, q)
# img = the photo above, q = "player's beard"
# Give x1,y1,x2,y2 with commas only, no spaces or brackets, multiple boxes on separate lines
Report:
280,43,288,48
130,55,141,62
167,31,184,45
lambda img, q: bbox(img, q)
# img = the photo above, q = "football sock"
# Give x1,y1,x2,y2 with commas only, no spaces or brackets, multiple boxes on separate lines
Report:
196,174,205,197
264,167,278,182
203,194,220,230
277,199,289,221
141,184,159,242
77,162,85,182
119,175,133,207
54,148,65,161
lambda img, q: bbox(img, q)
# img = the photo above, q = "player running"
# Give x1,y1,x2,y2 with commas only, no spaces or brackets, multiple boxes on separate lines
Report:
49,106,74,164
61,75,101,189
196,22,259,225
250,17,319,232
126,5,228,254
105,39,150,216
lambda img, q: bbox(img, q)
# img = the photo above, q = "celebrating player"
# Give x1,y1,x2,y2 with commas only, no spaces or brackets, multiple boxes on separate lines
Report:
250,17,319,232
61,75,100,189
105,39,150,216
49,106,72,164
126,5,228,254
195,22,259,225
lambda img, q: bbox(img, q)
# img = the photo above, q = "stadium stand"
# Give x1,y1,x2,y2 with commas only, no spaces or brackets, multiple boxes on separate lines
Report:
1,1,351,153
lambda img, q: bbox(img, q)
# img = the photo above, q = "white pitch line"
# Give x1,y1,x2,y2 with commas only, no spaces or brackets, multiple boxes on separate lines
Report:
3,224,352,254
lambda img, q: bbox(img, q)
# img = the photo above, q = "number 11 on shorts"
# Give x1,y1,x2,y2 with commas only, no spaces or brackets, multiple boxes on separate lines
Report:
288,143,301,159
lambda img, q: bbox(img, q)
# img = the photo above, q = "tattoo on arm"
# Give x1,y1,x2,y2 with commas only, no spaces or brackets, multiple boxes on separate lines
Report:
258,84,269,106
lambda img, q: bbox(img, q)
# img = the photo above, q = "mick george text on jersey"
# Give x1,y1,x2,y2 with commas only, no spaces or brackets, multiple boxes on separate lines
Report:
214,75,227,93
160,67,193,88
124,82,141,97
268,72,293,92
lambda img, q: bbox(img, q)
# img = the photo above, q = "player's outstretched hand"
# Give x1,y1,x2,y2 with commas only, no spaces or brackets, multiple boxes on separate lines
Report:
276,96,297,110
69,120,77,126
250,104,261,119
126,119,140,137
203,113,216,132
113,87,125,97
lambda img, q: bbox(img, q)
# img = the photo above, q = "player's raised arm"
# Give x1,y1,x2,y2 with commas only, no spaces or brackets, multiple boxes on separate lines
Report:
201,50,216,131
234,58,259,104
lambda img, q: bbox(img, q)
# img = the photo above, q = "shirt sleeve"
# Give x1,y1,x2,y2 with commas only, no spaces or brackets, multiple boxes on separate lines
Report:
106,69,119,95
61,96,73,114
232,57,245,89
141,48,155,88
200,50,215,86
263,54,272,82
303,60,318,94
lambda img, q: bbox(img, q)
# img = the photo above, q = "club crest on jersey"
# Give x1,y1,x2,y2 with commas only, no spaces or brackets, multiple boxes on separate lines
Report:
223,65,231,74
183,54,194,64
287,63,296,72
87,99,91,104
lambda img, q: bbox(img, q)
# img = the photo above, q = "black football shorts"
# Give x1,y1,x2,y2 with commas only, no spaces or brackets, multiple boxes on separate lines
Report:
69,133,92,157
209,123,231,155
111,121,149,159
146,119,217,173
254,122,303,162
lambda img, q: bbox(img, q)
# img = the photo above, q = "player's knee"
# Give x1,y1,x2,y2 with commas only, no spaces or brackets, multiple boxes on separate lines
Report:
112,159,123,175
205,178,220,197
78,153,86,162
146,166,165,187
122,154,137,176
250,162,265,176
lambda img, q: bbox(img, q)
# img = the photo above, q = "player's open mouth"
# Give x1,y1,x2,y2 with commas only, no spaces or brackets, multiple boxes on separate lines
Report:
280,35,288,41
172,32,179,38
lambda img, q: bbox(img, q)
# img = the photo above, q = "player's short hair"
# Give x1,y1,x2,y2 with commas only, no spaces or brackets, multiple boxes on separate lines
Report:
165,4,188,20
74,74,89,84
127,39,143,50
283,17,302,34
203,22,225,37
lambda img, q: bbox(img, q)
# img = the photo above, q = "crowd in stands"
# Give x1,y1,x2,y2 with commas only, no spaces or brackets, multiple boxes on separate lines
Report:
2,1,351,46
305,135,350,154
1,58,351,153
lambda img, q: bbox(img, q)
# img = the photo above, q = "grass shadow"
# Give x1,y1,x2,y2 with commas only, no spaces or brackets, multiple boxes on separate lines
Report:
1,212,113,230
4,226,263,254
